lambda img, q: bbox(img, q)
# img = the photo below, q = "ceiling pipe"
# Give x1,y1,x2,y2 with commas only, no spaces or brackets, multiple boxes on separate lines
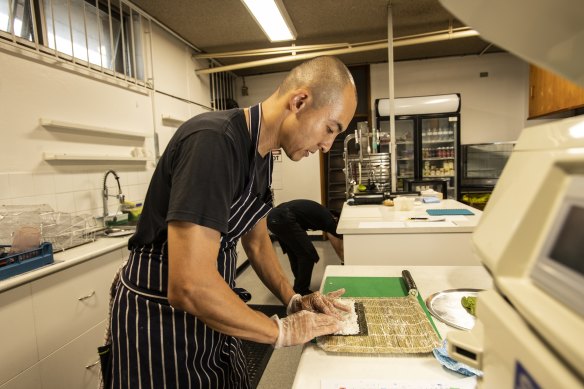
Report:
193,42,353,59
194,29,471,60
195,28,480,75
479,42,494,56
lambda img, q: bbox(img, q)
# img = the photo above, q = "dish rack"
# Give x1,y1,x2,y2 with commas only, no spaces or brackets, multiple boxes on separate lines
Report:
0,205,97,253
40,212,97,252
0,242,54,281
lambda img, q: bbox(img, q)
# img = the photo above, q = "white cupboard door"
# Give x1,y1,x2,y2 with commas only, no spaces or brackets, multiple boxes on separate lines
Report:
0,365,41,389
0,285,38,385
31,250,121,358
39,321,106,389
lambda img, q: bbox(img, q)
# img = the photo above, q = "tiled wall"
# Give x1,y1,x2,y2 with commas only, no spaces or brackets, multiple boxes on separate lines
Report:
0,170,153,220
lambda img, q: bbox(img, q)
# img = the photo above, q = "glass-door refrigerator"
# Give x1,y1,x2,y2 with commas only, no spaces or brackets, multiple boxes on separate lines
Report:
418,114,460,199
376,96,461,199
394,117,416,191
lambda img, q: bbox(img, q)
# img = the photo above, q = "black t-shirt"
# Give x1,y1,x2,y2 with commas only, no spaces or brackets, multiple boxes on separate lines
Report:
129,108,269,248
272,199,342,238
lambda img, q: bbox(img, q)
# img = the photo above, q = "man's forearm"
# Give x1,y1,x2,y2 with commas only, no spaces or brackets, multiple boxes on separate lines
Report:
244,232,296,306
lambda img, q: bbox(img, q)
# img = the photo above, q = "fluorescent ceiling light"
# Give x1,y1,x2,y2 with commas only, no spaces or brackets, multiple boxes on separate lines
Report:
242,0,297,42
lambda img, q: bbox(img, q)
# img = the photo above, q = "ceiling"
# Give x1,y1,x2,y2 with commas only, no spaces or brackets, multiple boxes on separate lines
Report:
128,0,503,77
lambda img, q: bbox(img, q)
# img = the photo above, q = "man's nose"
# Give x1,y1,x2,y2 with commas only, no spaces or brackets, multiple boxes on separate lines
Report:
319,135,336,153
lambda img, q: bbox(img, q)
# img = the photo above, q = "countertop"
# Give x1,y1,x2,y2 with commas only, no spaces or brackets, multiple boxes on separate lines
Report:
337,199,482,234
0,236,129,293
292,265,493,388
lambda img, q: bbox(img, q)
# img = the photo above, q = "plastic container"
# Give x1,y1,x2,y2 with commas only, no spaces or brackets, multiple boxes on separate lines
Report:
0,242,54,281
393,196,416,211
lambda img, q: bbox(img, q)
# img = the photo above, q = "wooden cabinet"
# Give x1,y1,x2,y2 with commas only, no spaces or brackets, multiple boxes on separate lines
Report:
529,65,584,118
0,247,125,389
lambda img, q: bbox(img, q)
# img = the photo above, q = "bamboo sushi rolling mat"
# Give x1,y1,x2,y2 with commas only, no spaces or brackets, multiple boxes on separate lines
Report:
316,276,442,354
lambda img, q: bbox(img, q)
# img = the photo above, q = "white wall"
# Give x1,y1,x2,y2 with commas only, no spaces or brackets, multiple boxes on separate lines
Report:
371,52,530,144
0,31,535,220
0,21,210,221
149,23,212,154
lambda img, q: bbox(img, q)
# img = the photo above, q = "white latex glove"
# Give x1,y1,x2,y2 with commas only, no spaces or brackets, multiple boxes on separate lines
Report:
286,288,350,318
272,310,341,349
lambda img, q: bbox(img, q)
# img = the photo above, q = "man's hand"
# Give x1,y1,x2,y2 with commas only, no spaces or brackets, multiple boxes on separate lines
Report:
272,310,341,348
286,288,350,318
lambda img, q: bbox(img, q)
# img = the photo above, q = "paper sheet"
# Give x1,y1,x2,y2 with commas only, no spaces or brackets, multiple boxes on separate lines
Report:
343,207,382,218
406,221,456,228
321,377,477,389
358,221,406,228
444,216,468,221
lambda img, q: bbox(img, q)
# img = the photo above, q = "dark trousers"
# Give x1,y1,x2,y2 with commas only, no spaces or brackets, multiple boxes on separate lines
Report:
267,208,319,295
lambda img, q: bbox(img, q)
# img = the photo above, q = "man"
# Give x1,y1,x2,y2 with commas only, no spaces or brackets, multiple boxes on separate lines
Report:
267,199,344,296
103,56,357,388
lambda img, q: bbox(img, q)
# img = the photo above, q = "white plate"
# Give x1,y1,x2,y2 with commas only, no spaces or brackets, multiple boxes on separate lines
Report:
425,288,483,330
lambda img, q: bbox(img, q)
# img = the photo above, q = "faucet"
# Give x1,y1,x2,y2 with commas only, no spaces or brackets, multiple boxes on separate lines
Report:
102,170,125,221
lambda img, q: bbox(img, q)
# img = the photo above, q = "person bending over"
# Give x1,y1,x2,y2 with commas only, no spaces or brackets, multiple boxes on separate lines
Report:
268,199,344,296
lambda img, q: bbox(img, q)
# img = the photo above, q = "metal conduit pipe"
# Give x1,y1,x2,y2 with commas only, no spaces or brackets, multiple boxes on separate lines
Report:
193,42,353,59
387,2,397,193
195,29,480,75
193,27,473,61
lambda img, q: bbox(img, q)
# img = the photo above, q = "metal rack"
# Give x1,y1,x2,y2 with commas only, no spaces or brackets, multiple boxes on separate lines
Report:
0,205,97,252
343,133,391,198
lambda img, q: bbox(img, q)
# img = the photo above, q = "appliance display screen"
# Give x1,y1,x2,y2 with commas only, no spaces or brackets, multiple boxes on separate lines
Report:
531,180,584,320
548,205,584,276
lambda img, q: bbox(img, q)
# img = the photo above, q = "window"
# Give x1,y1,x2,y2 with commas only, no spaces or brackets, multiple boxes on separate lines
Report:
0,0,34,41
0,0,147,83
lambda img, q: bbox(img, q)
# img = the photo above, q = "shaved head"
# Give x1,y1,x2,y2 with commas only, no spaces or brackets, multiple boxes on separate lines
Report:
278,56,356,109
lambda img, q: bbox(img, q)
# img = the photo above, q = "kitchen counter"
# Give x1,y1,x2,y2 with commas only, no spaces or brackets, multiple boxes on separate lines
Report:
292,265,493,389
337,199,483,266
0,236,129,293
0,235,130,388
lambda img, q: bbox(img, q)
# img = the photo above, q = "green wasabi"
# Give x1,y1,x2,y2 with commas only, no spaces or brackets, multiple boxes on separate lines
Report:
461,296,477,316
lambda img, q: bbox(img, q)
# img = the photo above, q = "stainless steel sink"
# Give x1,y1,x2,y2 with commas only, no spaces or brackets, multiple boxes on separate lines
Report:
98,221,138,238
103,226,135,237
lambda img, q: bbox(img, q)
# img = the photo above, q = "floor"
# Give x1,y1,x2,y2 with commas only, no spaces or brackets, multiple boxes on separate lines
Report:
236,240,343,389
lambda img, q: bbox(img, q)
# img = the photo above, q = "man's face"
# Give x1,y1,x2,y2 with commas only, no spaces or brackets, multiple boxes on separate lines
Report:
280,85,357,161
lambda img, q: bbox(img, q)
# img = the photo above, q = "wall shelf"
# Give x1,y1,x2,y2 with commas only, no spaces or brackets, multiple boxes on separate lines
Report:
161,115,186,127
43,153,150,163
40,118,148,139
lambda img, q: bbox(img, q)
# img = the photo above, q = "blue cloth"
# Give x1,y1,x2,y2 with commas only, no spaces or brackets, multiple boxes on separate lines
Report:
433,340,483,377
422,196,441,203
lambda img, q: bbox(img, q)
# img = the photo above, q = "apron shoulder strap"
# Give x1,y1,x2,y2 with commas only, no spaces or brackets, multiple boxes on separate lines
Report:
249,103,261,147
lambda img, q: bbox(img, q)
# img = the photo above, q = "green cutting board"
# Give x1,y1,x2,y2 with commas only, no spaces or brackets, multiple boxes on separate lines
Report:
323,276,408,297
323,276,442,339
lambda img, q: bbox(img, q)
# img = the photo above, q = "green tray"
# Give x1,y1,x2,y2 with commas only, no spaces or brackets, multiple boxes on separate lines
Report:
323,276,441,339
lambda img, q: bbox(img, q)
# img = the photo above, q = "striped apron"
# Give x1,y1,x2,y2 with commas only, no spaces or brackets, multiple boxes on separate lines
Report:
107,104,273,389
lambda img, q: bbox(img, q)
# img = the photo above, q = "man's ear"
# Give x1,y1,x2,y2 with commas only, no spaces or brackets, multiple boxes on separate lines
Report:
290,89,310,113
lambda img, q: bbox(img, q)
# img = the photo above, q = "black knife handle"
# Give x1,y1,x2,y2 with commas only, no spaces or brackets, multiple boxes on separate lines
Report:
402,270,419,297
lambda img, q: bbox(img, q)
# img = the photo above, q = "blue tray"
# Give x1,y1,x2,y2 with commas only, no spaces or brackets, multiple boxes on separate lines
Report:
0,242,54,281
426,208,475,216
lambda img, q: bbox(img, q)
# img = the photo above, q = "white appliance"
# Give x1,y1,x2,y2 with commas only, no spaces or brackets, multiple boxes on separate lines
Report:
438,0,584,388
